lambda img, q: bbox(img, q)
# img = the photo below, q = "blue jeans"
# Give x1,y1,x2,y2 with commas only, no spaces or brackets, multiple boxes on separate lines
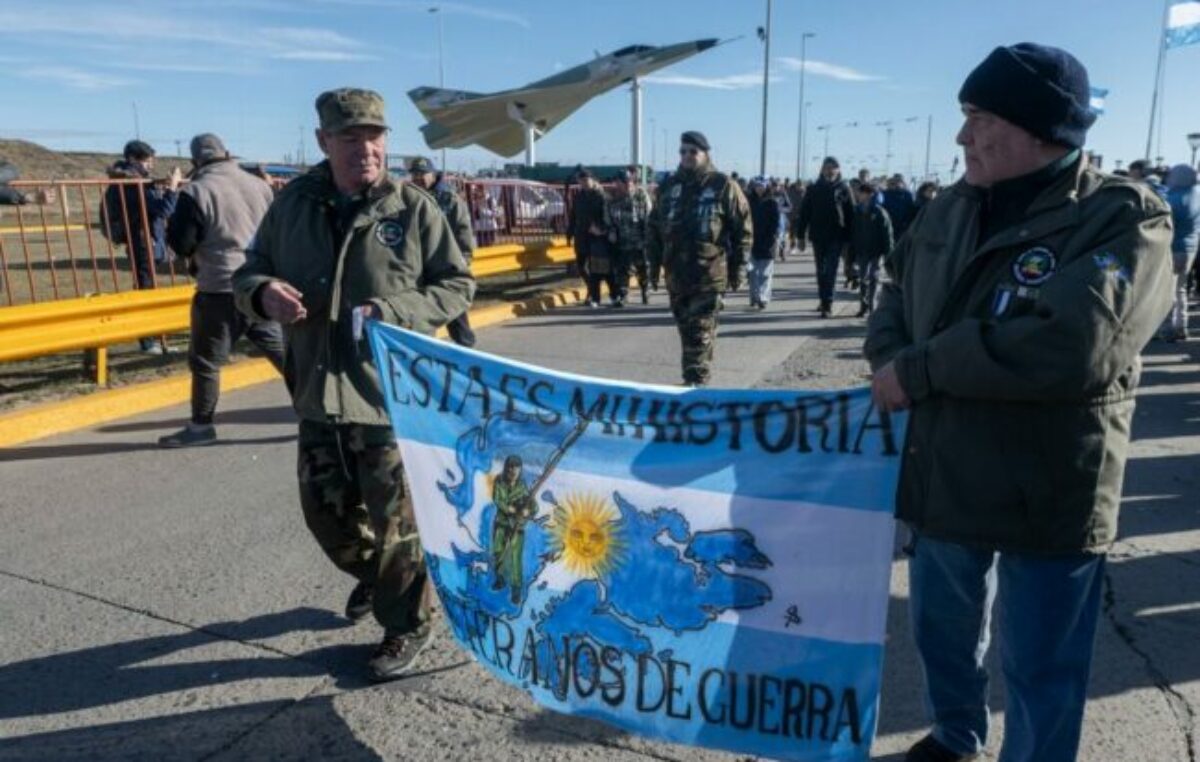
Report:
748,257,774,305
908,534,1105,762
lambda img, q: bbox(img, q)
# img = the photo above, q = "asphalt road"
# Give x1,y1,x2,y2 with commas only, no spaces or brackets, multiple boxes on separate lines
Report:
1,256,1197,761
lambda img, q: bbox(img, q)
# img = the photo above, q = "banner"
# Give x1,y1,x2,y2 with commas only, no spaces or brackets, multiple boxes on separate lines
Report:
369,323,905,761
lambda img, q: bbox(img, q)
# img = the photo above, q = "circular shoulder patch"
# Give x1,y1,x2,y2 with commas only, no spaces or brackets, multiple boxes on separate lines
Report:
1012,246,1057,286
375,219,405,248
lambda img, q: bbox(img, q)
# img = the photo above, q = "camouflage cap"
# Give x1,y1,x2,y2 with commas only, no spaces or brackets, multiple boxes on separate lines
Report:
315,88,389,133
407,156,436,174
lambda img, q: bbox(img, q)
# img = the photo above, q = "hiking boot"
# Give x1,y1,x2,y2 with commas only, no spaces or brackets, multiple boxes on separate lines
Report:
158,424,216,448
905,734,977,761
368,624,433,682
344,581,374,623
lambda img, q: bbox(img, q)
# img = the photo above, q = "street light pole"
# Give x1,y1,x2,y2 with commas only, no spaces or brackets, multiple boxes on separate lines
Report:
430,6,446,170
924,115,933,180
794,32,815,180
817,124,832,157
875,120,893,176
1189,132,1200,166
650,117,657,171
758,0,773,177
801,102,812,180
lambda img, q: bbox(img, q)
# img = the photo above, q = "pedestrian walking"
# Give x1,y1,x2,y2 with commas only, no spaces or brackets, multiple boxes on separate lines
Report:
569,170,614,307
232,88,474,682
159,133,288,448
647,131,751,386
747,176,781,310
794,157,854,317
850,181,894,317
606,167,654,304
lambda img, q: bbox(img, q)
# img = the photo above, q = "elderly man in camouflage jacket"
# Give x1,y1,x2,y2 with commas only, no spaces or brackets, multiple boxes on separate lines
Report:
647,131,751,386
865,45,1173,762
233,88,474,682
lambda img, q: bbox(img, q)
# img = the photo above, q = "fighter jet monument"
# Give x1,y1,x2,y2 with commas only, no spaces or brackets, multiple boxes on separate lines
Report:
408,38,721,166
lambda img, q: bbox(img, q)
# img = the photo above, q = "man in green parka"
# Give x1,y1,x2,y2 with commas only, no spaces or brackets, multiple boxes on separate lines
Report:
865,45,1173,762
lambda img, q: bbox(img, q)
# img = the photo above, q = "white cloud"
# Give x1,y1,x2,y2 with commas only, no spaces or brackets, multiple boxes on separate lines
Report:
261,26,359,48
111,61,256,74
645,72,782,90
272,50,379,62
308,0,531,28
776,57,884,82
436,1,530,28
0,7,374,62
22,65,136,90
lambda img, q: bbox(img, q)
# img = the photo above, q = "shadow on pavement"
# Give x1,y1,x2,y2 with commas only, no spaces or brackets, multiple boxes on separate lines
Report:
0,695,383,762
508,706,632,748
0,608,347,721
97,404,297,434
0,434,296,462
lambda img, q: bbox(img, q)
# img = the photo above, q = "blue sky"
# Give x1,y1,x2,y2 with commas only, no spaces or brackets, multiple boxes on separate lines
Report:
1,0,1197,180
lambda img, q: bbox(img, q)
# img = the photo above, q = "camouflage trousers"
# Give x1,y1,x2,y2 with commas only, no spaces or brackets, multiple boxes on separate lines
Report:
297,420,429,635
668,290,720,386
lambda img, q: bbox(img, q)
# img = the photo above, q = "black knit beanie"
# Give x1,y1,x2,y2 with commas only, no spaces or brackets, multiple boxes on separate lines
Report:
958,43,1096,149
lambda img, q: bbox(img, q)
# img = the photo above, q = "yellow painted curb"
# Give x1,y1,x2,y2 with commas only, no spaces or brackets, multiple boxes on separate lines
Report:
0,284,588,449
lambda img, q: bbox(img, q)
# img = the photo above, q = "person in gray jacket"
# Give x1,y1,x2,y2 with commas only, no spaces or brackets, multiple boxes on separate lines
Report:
159,134,288,447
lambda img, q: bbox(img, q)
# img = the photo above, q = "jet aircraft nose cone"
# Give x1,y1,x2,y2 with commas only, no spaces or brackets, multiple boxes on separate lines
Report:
696,38,719,51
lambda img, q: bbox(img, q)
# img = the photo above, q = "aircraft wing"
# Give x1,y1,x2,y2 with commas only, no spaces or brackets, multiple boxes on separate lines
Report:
408,81,600,158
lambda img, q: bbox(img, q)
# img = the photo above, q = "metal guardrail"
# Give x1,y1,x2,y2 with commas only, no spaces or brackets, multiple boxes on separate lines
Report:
1,176,575,307
0,238,573,385
0,171,579,384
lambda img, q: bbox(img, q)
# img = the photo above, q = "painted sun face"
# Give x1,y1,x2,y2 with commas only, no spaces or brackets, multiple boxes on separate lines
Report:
551,493,624,578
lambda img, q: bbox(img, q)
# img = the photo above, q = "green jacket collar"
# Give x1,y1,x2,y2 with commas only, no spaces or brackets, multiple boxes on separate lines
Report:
297,161,405,226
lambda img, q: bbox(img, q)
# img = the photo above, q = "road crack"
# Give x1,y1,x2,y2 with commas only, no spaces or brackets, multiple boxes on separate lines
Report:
1103,570,1197,762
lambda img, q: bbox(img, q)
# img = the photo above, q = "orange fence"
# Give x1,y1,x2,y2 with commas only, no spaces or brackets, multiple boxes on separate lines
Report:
0,176,580,308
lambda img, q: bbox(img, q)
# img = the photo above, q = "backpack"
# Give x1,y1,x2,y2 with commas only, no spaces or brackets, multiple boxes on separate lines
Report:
99,183,129,245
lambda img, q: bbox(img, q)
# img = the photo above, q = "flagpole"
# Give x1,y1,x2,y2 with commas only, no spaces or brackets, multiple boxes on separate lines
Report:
1145,0,1171,160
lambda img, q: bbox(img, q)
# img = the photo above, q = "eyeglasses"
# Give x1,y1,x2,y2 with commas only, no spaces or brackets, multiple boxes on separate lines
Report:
678,147,700,156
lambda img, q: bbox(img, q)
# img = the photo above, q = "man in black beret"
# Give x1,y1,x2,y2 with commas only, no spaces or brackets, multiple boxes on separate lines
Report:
865,43,1174,762
647,130,751,385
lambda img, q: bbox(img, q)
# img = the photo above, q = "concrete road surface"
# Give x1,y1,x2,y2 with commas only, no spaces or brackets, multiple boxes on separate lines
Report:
1,257,1197,761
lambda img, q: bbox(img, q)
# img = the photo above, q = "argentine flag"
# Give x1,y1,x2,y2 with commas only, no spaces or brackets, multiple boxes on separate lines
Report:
1167,1,1200,48
1088,87,1108,116
369,323,905,761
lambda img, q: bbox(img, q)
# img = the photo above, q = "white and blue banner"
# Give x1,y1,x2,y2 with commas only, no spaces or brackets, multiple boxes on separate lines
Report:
1089,87,1108,116
369,323,905,761
1167,1,1200,48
